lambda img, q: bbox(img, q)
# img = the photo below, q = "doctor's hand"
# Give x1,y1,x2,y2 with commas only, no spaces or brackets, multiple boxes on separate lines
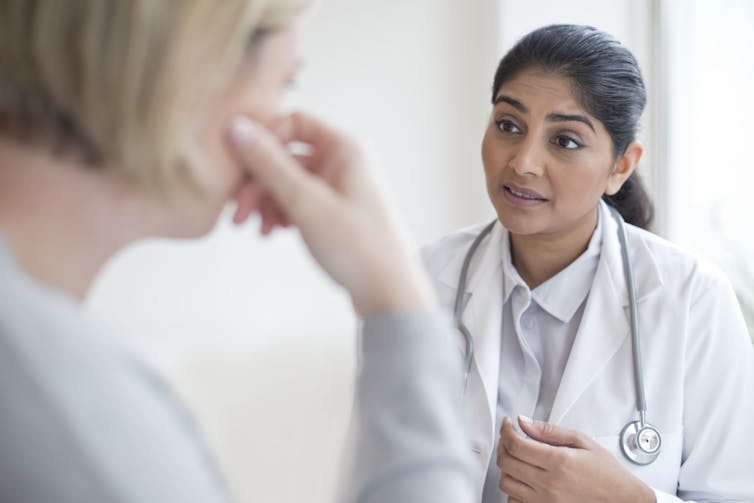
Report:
497,416,655,503
227,113,436,317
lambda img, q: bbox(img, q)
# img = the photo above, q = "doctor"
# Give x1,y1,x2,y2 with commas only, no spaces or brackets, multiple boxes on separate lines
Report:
422,25,754,502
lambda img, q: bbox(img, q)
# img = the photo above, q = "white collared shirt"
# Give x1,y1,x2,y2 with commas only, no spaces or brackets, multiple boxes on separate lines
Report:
482,213,603,502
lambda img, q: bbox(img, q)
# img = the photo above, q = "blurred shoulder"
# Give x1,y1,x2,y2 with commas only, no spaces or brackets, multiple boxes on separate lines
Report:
627,224,734,299
420,220,495,275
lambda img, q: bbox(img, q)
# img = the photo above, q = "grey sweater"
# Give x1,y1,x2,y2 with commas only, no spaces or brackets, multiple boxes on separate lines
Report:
0,235,475,502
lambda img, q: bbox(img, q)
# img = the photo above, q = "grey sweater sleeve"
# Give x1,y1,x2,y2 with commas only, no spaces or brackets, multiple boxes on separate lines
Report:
341,311,477,502
0,241,231,503
0,325,231,503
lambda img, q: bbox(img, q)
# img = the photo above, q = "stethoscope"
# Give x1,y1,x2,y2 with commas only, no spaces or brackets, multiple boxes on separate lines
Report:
453,206,662,465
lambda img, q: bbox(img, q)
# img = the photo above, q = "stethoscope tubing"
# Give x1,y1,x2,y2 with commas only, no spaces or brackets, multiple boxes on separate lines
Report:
609,207,649,423
452,208,660,464
453,220,496,386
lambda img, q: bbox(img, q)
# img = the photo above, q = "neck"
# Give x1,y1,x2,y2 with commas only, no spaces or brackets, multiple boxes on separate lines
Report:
509,207,599,289
0,140,160,300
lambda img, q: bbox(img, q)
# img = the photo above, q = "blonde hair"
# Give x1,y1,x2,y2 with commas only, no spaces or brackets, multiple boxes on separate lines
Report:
0,0,309,196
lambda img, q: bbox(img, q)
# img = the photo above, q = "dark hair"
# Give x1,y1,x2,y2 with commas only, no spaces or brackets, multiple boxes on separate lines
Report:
491,24,654,229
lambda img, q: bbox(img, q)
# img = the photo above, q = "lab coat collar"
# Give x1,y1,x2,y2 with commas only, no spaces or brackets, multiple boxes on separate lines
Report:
597,200,663,306
548,201,664,424
437,220,506,437
437,220,504,295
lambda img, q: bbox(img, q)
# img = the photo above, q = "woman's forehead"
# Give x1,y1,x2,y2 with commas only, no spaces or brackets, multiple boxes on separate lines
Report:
495,70,583,111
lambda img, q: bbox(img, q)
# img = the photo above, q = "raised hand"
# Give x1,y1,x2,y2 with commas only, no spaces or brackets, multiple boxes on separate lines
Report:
227,113,436,317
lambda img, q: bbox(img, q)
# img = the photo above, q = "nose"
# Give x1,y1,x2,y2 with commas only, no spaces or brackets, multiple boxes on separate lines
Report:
508,136,544,176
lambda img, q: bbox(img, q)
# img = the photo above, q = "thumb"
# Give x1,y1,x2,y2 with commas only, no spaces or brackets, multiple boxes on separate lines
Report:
228,116,330,222
517,415,589,448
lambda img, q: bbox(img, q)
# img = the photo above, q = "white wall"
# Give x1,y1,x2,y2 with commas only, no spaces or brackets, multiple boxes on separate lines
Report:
290,0,504,240
84,2,655,502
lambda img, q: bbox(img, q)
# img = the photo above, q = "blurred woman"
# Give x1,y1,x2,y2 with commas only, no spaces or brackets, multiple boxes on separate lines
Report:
422,24,754,503
0,1,474,501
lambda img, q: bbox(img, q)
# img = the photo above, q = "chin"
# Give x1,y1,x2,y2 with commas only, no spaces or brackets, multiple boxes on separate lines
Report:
173,220,218,239
495,207,550,236
163,202,226,239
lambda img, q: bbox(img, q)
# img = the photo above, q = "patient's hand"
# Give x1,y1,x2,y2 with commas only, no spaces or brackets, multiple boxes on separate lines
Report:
227,112,435,317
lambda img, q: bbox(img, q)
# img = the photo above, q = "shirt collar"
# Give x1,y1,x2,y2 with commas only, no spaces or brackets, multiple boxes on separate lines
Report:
500,211,603,322
500,229,525,305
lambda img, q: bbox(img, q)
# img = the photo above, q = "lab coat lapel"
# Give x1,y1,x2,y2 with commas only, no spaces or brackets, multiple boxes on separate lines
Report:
438,223,505,431
548,203,662,425
547,250,629,425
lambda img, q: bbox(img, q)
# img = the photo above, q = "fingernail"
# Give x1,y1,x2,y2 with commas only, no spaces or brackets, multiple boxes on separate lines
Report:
518,414,533,425
230,116,259,148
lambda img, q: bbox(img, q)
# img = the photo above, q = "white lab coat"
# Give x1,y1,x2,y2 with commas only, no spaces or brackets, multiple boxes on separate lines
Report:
421,202,754,502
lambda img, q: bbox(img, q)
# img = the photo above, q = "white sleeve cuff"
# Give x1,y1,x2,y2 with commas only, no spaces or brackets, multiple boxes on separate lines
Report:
652,488,693,503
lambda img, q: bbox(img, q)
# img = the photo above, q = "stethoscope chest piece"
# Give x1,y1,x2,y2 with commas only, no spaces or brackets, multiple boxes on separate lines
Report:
620,420,662,465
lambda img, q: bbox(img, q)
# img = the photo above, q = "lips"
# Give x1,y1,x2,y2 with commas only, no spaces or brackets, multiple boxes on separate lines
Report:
503,182,548,201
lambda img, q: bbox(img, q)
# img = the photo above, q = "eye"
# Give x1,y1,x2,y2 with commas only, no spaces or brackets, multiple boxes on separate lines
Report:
552,134,583,150
495,119,522,134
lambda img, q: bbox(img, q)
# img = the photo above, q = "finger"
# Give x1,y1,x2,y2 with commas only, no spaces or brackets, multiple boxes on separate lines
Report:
265,112,336,167
498,416,557,469
499,473,537,502
282,111,340,150
267,115,296,144
497,416,520,466
270,112,374,201
279,112,357,182
268,117,318,171
276,210,291,228
518,415,590,449
258,194,289,235
498,440,545,488
228,116,330,224
270,204,290,230
232,181,264,225
258,201,276,235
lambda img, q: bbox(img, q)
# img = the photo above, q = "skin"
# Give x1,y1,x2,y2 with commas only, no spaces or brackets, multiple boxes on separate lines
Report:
0,25,435,316
481,69,652,501
481,69,642,288
181,27,305,238
498,416,655,503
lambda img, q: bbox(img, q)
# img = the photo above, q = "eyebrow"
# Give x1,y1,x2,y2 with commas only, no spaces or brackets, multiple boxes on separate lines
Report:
494,95,527,113
493,95,596,133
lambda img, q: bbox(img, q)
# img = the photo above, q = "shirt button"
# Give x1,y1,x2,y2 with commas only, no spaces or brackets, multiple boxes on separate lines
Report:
522,316,536,330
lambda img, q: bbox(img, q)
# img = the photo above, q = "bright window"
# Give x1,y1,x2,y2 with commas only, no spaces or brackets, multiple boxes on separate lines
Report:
660,0,754,336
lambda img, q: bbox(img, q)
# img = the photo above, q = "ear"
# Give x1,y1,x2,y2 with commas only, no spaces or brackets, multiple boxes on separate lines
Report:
605,141,643,196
